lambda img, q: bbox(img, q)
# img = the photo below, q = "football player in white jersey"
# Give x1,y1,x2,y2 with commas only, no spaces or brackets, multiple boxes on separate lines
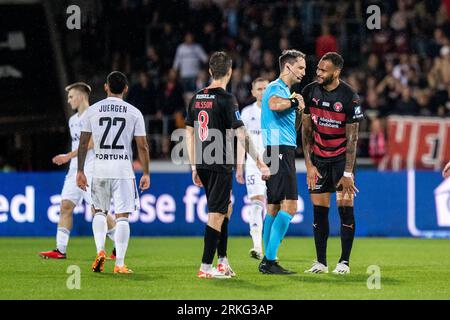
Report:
236,78,269,260
39,82,117,260
77,72,150,274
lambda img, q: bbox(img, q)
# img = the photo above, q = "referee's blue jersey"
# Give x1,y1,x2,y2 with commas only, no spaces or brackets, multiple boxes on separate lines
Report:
261,78,297,147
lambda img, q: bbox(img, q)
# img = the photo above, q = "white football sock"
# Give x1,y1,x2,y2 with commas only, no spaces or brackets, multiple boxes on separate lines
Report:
107,226,116,243
92,213,107,254
218,257,229,266
56,227,70,254
115,218,130,267
201,263,212,273
248,200,264,252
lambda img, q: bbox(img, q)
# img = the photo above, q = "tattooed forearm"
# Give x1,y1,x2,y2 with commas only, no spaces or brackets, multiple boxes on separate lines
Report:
77,131,91,172
302,114,314,167
345,123,359,172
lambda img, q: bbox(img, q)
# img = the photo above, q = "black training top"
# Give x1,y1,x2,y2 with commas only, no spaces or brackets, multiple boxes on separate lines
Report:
302,80,364,161
185,87,244,172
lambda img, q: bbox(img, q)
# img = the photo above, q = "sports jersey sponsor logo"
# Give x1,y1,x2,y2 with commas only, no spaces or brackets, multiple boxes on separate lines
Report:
318,118,342,128
333,101,343,112
322,101,330,107
196,94,216,99
95,153,130,160
312,97,320,105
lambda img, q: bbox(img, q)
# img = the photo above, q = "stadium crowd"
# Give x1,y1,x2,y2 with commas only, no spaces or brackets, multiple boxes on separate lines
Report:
54,0,450,162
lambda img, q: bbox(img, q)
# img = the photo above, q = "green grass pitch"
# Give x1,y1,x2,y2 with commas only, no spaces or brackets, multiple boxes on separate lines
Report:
1,237,450,299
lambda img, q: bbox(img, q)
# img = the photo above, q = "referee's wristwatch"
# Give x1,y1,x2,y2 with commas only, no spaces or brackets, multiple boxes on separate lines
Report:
290,97,299,109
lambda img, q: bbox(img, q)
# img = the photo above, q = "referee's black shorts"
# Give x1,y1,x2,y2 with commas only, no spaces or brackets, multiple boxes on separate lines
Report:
263,145,298,205
197,169,232,214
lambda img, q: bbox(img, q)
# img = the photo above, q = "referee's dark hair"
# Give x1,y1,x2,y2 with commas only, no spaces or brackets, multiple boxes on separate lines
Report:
107,71,128,94
279,49,305,71
321,52,344,70
209,51,232,79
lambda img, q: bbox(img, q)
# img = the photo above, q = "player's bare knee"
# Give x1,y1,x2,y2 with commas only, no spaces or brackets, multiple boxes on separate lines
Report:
60,200,75,215
267,204,280,216
208,213,225,231
336,192,354,207
115,213,130,219
281,200,297,215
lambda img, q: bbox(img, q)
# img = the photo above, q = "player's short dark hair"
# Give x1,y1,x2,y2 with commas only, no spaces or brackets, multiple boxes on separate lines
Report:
252,77,268,87
107,71,128,94
279,49,305,71
320,52,344,70
209,51,232,79
65,82,91,95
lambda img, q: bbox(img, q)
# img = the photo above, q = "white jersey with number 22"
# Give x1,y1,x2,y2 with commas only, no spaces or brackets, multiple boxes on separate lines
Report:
81,97,146,179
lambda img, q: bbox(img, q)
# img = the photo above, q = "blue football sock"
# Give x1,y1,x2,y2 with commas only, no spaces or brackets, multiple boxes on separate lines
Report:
262,214,275,254
265,211,293,261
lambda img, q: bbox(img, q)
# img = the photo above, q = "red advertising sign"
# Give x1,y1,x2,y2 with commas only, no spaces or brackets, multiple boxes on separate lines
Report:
379,116,450,170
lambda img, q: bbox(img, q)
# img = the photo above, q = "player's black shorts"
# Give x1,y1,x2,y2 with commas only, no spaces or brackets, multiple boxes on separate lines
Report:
197,169,232,214
310,154,351,194
264,145,298,205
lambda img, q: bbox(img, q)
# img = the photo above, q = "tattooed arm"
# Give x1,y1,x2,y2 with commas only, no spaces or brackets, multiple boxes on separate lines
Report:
344,123,359,173
302,113,322,190
336,122,360,197
76,131,91,191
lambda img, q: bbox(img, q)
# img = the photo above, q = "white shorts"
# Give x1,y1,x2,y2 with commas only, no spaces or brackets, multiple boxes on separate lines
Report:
91,178,140,214
61,168,92,205
245,165,266,198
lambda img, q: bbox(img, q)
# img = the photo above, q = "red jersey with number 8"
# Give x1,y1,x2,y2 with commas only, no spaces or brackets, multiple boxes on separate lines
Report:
185,87,244,172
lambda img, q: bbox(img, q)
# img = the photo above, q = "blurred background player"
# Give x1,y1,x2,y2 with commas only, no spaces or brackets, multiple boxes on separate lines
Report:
77,72,150,274
258,50,306,275
185,52,269,279
236,77,269,260
39,82,116,259
302,52,364,274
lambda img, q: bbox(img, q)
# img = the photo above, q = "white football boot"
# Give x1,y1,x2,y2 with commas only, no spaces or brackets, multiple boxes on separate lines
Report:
332,262,350,274
304,261,329,274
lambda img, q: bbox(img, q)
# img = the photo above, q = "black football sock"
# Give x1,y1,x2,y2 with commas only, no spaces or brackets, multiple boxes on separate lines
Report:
217,217,229,258
202,225,221,264
313,205,330,266
338,206,355,265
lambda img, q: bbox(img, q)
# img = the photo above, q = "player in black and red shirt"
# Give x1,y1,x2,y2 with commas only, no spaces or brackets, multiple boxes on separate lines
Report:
185,52,270,279
301,52,364,274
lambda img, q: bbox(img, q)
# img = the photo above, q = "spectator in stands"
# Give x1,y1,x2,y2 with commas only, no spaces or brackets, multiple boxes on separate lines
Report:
126,71,159,117
394,85,419,115
173,32,208,93
315,24,337,59
138,46,161,87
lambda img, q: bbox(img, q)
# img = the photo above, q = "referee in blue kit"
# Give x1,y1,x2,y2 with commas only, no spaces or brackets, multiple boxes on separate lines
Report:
259,49,306,274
